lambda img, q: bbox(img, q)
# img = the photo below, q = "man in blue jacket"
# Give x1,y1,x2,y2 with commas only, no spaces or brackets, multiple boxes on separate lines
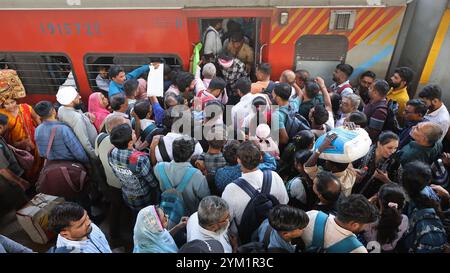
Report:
108,63,159,97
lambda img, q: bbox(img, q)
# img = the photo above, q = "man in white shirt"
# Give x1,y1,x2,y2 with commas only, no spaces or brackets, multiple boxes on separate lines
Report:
301,194,377,253
186,196,234,253
221,141,288,226
419,84,450,141
231,77,254,129
49,202,112,253
203,19,223,60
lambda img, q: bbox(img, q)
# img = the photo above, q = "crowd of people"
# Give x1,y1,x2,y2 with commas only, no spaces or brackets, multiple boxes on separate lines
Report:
1,19,450,254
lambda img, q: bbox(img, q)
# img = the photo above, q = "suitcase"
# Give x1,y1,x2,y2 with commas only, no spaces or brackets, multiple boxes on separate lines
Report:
16,193,65,244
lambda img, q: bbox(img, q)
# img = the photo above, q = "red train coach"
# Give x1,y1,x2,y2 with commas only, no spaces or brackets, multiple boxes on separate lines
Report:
0,0,409,104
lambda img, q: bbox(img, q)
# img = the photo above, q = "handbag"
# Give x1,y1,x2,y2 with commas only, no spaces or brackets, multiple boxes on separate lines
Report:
36,126,89,199
7,144,34,171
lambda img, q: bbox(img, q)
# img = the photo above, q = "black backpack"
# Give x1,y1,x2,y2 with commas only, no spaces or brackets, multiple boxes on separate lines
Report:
279,107,311,139
261,81,276,100
233,170,280,244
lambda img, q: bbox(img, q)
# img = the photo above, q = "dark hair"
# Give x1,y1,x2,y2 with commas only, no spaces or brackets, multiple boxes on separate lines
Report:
34,100,54,119
336,194,378,224
336,64,354,78
176,72,195,93
304,80,320,99
218,52,233,62
295,69,310,82
376,183,406,245
294,150,313,165
209,19,222,27
406,99,428,116
347,111,367,128
0,114,9,126
110,93,127,111
110,123,132,149
312,104,329,125
172,136,195,162
49,202,85,234
223,140,239,165
237,141,261,170
315,171,341,203
418,84,442,101
206,127,227,150
208,77,226,91
292,130,315,151
230,31,244,42
373,80,390,97
133,100,151,119
378,131,399,146
123,79,139,97
330,93,342,116
394,67,414,85
257,63,272,76
235,77,251,95
169,70,179,86
360,70,376,79
269,205,309,232
226,20,241,33
401,161,441,212
273,83,291,101
109,65,125,79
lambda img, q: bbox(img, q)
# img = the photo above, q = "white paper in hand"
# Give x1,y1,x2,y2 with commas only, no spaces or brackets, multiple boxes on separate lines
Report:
147,63,164,97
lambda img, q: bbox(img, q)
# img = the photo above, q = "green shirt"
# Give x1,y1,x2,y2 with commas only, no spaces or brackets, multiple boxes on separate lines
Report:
399,141,443,166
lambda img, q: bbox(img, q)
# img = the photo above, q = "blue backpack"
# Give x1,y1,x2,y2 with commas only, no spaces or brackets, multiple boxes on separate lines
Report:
157,163,196,228
403,207,447,253
233,170,280,244
306,211,363,253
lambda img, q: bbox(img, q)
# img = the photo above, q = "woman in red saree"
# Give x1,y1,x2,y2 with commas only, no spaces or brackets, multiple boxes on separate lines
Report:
0,97,42,181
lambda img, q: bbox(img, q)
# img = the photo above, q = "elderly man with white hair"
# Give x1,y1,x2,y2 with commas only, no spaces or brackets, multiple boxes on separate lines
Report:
335,93,361,127
56,87,98,158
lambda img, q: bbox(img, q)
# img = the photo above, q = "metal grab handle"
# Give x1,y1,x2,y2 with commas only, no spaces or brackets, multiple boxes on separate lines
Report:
259,44,268,64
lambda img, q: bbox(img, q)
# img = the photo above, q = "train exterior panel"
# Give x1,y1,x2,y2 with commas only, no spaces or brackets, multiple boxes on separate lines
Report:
0,1,408,103
419,8,450,104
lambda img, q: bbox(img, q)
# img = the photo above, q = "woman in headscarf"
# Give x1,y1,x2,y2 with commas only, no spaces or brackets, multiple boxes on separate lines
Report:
133,205,188,253
88,92,110,132
0,96,42,180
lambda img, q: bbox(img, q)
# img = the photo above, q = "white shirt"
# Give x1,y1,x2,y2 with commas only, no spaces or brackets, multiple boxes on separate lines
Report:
301,211,367,253
425,104,450,141
95,134,121,189
155,132,204,162
221,169,289,225
231,93,255,128
56,223,112,253
186,212,232,253
203,26,222,56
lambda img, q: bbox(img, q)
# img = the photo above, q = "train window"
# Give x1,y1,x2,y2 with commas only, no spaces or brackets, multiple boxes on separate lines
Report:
84,54,183,92
294,35,349,85
329,10,356,31
0,53,76,95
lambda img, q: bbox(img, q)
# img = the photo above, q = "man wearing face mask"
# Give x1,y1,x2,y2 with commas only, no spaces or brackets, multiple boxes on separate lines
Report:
387,67,414,121
186,196,234,253
56,87,98,159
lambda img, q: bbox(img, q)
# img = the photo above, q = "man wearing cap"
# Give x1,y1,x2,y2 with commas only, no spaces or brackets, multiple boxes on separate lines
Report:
56,87,98,159
34,100,89,164
217,53,248,105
